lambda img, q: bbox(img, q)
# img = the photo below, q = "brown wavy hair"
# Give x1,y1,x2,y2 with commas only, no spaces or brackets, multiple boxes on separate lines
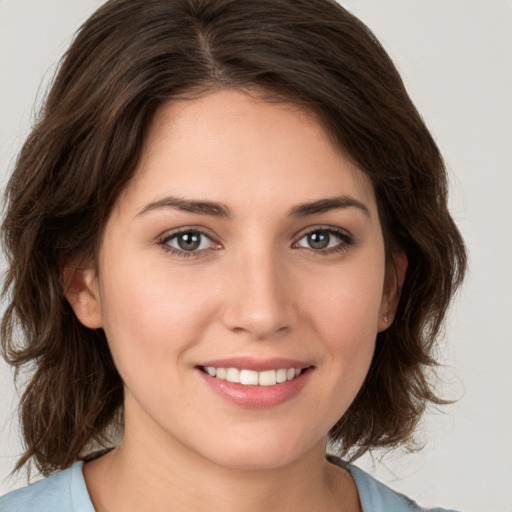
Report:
1,0,466,476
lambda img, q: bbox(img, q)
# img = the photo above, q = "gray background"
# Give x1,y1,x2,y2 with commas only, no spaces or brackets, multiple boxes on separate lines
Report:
1,1,511,510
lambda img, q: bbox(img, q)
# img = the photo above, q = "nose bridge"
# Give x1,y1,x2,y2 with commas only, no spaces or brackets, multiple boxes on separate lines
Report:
221,242,294,339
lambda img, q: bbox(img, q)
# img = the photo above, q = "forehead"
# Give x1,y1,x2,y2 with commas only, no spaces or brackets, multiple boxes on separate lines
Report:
118,89,377,217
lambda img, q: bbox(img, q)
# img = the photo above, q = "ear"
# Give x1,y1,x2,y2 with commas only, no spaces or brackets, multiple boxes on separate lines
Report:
377,250,408,332
62,265,103,329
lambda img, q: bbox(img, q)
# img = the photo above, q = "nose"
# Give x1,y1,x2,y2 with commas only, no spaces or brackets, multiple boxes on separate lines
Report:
221,249,297,340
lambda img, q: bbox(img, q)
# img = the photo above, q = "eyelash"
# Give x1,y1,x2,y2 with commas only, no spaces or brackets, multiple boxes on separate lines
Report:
158,227,354,258
158,228,219,258
293,227,355,255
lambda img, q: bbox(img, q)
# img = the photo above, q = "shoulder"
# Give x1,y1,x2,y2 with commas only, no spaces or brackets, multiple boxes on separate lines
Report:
326,456,461,512
346,464,461,512
0,462,94,512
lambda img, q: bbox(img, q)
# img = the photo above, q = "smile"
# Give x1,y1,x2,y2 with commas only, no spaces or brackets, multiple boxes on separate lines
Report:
201,367,302,386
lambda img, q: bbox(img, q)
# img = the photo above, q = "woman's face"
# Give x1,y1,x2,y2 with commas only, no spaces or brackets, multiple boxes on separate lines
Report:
72,89,394,470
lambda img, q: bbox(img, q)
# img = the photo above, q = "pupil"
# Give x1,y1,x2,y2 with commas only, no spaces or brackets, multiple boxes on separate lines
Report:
178,232,200,251
308,232,329,249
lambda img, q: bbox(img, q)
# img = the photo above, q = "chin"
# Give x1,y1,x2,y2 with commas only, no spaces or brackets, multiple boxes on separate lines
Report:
195,431,323,471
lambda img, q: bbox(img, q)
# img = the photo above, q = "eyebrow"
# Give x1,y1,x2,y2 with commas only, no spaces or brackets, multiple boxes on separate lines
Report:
137,194,370,219
137,197,231,218
288,196,370,218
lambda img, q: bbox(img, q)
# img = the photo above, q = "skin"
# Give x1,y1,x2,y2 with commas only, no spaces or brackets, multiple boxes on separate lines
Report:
67,89,403,512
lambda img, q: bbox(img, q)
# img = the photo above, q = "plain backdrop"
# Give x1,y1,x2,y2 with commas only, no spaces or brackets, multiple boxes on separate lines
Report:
1,1,511,511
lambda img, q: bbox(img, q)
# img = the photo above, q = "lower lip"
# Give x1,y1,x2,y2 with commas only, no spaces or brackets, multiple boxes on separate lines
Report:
198,368,312,409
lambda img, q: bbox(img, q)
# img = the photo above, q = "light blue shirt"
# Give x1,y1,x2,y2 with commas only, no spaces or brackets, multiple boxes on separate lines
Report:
0,460,460,511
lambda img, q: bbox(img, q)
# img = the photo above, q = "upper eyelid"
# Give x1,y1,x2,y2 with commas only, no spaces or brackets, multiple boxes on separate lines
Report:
158,226,219,243
156,225,353,250
158,229,221,258
292,225,353,240
292,226,355,252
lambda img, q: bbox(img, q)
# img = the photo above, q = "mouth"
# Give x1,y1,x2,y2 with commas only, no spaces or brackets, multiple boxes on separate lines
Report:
199,366,304,386
196,357,313,407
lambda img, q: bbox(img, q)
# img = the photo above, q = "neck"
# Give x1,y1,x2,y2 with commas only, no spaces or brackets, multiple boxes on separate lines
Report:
83,404,360,512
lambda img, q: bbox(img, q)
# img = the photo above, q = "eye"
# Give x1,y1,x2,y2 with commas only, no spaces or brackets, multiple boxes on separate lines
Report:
295,228,352,251
160,229,217,254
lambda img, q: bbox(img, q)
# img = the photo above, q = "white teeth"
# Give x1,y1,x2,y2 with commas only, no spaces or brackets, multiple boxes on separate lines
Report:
259,370,276,386
225,368,240,383
203,366,304,386
240,369,259,385
276,368,287,383
205,366,216,376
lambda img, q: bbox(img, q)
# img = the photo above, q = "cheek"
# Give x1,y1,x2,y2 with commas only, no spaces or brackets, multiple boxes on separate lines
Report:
97,257,219,380
300,259,385,408
305,259,386,341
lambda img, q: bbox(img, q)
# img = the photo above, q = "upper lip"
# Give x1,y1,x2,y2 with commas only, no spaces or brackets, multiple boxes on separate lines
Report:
196,356,312,372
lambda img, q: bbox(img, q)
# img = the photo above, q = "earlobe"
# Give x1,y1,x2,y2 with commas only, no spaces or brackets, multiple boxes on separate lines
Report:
377,306,392,333
62,265,103,329
378,250,408,332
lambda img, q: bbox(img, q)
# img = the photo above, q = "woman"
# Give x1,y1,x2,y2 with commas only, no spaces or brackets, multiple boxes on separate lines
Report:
0,0,466,510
